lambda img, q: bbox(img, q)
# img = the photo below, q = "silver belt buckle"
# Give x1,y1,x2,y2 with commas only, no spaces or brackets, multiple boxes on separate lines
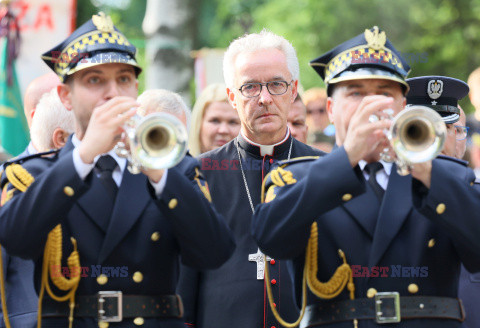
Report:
375,292,401,324
98,291,123,322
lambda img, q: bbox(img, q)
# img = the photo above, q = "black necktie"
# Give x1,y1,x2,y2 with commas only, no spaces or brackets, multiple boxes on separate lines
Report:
95,155,118,200
365,162,385,200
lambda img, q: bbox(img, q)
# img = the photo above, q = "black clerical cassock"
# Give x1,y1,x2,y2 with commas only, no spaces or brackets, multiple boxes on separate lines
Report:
177,131,323,328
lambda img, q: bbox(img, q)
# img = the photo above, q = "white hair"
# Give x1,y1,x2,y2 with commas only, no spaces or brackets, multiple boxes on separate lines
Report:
30,89,74,151
137,89,191,131
223,29,300,88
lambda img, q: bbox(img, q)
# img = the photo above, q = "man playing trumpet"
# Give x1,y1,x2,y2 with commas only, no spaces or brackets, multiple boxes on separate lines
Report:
0,13,234,328
252,26,480,328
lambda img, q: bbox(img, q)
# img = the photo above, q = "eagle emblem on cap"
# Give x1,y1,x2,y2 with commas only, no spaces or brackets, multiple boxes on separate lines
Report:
92,12,114,33
427,80,443,102
365,26,386,50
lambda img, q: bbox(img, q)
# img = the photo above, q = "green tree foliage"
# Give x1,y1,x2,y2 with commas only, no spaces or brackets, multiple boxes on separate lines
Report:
75,0,480,111
198,0,480,111
77,0,146,38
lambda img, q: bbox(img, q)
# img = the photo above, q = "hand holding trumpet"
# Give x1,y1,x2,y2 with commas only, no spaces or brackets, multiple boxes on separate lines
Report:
79,97,139,164
343,95,445,187
343,95,394,167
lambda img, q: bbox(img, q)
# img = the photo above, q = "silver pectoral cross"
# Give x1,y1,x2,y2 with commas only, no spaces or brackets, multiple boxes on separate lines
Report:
248,248,272,280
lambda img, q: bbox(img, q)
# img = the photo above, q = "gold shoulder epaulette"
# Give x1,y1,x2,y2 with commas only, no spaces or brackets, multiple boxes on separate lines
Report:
1,162,35,205
261,157,321,204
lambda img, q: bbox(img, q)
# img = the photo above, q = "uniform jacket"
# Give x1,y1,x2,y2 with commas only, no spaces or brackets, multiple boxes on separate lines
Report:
459,265,480,328
0,139,235,328
177,133,323,328
253,146,480,328
0,144,37,328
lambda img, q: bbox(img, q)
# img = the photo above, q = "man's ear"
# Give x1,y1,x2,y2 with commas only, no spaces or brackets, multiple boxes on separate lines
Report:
57,84,73,111
227,87,237,110
52,128,70,149
291,80,298,103
326,97,334,124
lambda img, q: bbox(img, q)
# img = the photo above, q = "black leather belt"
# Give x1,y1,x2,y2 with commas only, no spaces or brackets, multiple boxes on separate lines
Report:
300,293,465,327
42,292,184,322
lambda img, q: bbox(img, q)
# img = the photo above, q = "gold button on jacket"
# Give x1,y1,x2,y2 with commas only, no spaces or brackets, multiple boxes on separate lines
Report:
367,288,377,298
168,198,178,209
133,271,143,283
342,193,352,202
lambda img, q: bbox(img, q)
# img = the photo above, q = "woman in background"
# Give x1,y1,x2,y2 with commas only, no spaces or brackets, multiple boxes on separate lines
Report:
189,83,240,156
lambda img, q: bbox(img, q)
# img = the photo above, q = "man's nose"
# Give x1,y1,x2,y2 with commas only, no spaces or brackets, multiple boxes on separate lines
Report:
104,80,120,100
258,85,273,106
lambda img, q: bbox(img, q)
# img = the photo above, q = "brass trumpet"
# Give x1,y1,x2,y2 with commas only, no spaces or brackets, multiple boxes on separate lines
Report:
374,105,446,175
115,112,188,174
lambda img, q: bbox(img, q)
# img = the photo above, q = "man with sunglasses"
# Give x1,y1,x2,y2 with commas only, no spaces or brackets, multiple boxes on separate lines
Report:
177,30,322,328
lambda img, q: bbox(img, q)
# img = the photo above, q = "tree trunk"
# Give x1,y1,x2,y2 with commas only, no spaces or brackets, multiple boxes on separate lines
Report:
142,0,194,105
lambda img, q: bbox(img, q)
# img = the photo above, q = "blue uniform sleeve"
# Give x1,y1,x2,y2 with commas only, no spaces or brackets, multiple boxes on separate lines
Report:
152,155,235,270
412,157,480,273
252,147,365,259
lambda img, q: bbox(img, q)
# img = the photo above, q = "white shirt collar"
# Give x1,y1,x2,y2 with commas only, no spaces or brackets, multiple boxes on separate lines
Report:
27,142,37,155
358,159,393,176
240,129,290,156
71,134,127,171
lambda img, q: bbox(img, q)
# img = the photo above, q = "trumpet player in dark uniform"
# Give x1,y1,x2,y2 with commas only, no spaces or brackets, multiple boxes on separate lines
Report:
0,12,234,328
406,76,480,328
252,26,480,328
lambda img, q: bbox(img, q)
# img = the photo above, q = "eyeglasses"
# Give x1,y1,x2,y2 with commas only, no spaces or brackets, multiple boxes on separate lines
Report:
455,125,469,140
238,80,292,98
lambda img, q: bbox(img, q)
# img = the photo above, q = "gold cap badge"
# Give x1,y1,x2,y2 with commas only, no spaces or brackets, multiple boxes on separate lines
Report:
92,12,114,33
365,26,386,50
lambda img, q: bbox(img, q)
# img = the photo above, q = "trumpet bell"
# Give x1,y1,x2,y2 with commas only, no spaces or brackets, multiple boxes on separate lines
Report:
390,105,446,168
119,112,188,173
